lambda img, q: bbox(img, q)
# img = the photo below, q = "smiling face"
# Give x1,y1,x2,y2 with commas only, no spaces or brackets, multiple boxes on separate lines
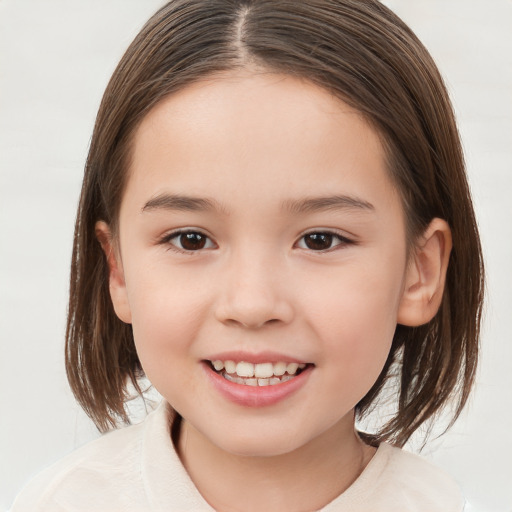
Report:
104,70,412,457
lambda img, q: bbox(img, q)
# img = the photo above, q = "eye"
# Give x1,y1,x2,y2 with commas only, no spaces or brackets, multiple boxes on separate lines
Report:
296,231,352,251
163,230,215,252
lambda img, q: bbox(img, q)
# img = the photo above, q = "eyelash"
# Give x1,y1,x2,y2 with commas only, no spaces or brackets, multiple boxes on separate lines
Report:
159,229,355,254
295,231,354,252
159,229,216,255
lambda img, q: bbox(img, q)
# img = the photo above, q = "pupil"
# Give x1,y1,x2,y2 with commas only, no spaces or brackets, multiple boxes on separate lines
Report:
305,233,332,250
181,233,206,250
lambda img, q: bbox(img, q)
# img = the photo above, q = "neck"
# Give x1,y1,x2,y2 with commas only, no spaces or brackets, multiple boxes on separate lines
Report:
176,412,375,512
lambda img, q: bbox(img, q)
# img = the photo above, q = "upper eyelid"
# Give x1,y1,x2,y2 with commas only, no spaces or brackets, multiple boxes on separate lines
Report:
158,228,216,250
158,227,355,249
160,227,213,241
157,230,215,257
295,230,354,249
160,227,352,238
298,228,355,242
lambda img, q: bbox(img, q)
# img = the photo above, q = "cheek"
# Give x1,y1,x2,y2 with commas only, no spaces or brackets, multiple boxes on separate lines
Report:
302,261,404,383
127,259,208,329
125,269,209,383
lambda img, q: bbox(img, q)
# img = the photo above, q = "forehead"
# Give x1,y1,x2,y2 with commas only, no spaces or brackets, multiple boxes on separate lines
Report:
124,70,401,219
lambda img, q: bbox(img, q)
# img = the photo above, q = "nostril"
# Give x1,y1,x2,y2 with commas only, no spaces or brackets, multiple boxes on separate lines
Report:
214,284,295,328
223,317,281,329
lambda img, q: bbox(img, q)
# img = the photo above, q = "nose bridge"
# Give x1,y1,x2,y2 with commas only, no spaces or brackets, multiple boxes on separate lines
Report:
215,243,294,328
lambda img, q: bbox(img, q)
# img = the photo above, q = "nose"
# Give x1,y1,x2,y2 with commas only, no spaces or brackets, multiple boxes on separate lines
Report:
214,250,295,329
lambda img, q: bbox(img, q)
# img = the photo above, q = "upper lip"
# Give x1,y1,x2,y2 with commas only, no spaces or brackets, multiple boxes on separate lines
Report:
204,350,310,365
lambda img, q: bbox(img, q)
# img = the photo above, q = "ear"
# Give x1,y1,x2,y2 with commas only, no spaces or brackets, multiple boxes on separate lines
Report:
397,218,452,327
95,221,132,324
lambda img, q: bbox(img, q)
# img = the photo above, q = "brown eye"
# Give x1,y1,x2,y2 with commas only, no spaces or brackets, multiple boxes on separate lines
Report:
297,231,352,252
180,232,206,250
166,230,215,252
303,233,334,250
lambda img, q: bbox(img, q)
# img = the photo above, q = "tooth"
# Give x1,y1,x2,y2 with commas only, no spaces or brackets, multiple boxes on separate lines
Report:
246,378,258,387
298,363,306,369
235,377,245,385
236,361,255,377
224,360,236,374
282,375,293,382
273,362,287,376
258,378,270,386
212,360,224,371
269,377,281,385
224,373,235,382
286,363,299,375
254,362,273,378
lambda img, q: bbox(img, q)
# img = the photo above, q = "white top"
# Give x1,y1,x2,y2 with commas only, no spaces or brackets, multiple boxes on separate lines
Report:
11,401,465,511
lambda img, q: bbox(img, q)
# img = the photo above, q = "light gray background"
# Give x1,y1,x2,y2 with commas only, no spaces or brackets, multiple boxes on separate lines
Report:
1,1,511,511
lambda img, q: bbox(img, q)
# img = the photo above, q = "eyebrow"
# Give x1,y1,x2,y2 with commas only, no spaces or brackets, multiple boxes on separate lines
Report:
141,193,374,215
282,195,375,214
142,194,227,214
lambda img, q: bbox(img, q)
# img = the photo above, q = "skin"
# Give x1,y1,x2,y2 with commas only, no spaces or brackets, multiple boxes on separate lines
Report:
97,70,452,512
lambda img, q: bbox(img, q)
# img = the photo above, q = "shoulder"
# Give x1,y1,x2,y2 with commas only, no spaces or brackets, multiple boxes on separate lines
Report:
10,416,148,512
367,443,465,511
323,443,465,512
12,401,213,512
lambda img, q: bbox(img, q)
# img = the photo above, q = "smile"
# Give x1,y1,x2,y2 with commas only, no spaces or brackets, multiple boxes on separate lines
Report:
208,360,309,387
204,357,314,407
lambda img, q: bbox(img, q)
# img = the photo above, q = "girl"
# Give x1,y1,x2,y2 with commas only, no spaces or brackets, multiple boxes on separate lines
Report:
11,0,484,510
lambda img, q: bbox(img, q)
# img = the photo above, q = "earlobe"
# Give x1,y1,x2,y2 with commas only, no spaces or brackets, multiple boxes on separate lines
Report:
95,221,132,324
397,218,452,327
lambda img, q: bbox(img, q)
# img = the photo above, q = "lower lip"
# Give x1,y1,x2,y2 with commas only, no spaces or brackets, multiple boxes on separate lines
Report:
203,362,313,407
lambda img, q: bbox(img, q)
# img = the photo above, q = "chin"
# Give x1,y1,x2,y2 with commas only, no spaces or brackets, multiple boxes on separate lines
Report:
220,438,299,458
205,422,314,458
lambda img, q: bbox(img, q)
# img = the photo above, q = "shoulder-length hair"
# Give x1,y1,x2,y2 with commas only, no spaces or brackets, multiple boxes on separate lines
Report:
66,0,484,446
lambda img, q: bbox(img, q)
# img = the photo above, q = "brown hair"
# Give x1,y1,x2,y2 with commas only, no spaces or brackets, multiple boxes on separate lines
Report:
66,0,484,446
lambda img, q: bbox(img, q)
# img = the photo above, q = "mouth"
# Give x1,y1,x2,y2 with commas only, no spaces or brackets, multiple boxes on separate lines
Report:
206,359,312,387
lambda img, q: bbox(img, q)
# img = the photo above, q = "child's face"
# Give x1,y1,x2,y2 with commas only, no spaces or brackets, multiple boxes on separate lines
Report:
110,71,411,457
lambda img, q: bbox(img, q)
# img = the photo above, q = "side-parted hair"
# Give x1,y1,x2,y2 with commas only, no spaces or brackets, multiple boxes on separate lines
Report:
66,0,484,447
